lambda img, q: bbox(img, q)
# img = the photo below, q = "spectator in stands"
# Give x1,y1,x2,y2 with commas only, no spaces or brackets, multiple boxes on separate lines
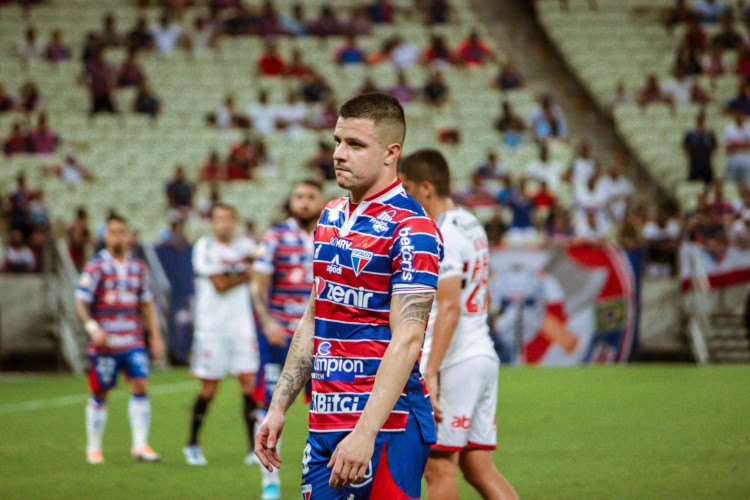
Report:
674,45,703,76
530,94,568,143
256,0,281,36
117,49,145,88
532,180,556,210
545,206,574,244
2,229,36,273
424,0,451,25
564,140,598,187
257,39,287,76
281,3,309,36
86,49,117,116
246,88,277,136
599,164,634,222
17,26,43,66
423,69,449,106
692,0,729,24
421,34,454,68
712,14,743,49
637,74,672,109
683,112,717,183
729,209,750,248
165,165,195,220
455,171,497,209
276,89,308,138
456,30,493,66
44,29,71,64
493,59,524,91
608,81,630,113
151,14,184,55
0,83,14,114
662,0,693,33
310,4,342,37
484,212,508,246
99,12,122,48
185,15,219,54
358,75,380,95
198,183,222,218
306,140,336,181
48,150,93,187
133,82,161,121
643,206,681,277
574,171,609,225
285,48,311,78
126,16,154,52
682,18,707,52
724,108,750,184
27,112,60,155
367,0,395,24
346,5,373,35
16,80,42,115
223,4,257,36
390,35,420,70
226,137,256,180
663,66,699,106
199,150,226,182
158,220,190,252
3,122,29,156
299,70,332,103
736,41,750,79
67,206,92,271
475,151,506,181
81,32,101,73
573,210,610,245
207,94,247,129
312,97,339,130
388,71,416,104
496,176,515,204
702,41,729,76
335,34,367,64
505,178,538,243
725,82,750,115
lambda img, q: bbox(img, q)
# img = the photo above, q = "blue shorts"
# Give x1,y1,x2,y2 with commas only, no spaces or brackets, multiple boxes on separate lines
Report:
87,347,150,393
301,412,430,500
254,328,311,404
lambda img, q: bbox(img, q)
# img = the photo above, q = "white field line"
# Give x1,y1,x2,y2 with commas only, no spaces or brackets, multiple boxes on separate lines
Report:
0,380,194,415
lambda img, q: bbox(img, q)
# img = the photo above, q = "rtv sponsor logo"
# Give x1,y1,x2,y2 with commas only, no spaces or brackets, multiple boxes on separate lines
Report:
311,392,362,413
371,210,396,233
398,226,415,281
312,352,365,382
329,237,353,250
315,278,374,309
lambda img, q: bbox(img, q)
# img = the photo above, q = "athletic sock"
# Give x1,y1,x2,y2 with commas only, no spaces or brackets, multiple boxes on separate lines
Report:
128,393,151,450
86,396,108,452
243,394,258,452
188,395,211,446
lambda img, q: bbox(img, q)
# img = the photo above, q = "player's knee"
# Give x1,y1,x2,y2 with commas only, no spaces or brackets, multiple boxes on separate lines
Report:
92,391,108,402
425,454,458,483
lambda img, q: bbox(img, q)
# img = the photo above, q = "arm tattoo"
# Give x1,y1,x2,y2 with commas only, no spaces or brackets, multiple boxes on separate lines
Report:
271,296,315,409
396,292,435,328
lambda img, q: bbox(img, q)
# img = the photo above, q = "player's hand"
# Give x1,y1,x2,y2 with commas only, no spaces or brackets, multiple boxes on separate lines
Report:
150,334,166,361
263,320,288,347
255,408,285,472
327,428,374,488
86,320,108,347
424,371,443,423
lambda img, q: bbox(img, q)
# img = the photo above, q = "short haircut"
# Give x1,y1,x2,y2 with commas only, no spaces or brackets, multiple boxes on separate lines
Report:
398,148,451,198
338,92,406,145
293,178,323,193
107,213,128,225
211,203,236,218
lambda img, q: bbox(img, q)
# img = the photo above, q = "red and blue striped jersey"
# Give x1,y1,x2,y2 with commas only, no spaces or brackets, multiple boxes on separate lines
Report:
75,250,153,354
310,179,443,435
253,217,315,329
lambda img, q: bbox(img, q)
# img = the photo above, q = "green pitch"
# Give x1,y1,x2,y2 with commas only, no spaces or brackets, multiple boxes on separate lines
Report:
1,366,748,499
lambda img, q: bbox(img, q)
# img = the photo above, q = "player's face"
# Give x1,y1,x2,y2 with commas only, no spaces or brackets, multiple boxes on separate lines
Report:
211,207,237,242
332,118,393,196
104,220,129,256
289,184,325,225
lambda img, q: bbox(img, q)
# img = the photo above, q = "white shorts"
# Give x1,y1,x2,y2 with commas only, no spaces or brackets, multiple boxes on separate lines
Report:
190,332,259,380
434,355,499,451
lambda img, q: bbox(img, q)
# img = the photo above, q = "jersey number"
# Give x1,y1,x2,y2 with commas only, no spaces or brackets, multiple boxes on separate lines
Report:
465,255,489,314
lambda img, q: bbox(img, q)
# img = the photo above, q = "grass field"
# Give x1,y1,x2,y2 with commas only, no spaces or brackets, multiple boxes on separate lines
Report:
1,365,749,499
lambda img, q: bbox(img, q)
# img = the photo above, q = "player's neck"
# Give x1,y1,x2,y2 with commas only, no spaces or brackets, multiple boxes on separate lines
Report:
108,248,126,262
429,197,455,220
349,175,398,205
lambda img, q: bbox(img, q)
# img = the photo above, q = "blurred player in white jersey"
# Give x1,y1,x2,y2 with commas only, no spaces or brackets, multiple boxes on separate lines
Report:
399,149,519,500
183,203,260,465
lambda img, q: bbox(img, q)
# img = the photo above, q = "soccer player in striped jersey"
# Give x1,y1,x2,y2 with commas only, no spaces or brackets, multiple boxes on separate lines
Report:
249,179,325,500
74,214,165,464
399,149,519,500
255,93,443,499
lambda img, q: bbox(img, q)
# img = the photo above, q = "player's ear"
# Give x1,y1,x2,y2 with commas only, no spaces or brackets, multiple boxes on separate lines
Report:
384,142,401,167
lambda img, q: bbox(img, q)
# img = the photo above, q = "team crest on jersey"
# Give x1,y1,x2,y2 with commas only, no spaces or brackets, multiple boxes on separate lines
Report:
371,209,396,233
302,484,312,500
351,248,373,276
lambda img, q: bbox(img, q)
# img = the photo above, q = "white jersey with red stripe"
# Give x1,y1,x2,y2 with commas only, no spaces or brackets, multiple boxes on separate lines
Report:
310,179,443,435
421,206,496,372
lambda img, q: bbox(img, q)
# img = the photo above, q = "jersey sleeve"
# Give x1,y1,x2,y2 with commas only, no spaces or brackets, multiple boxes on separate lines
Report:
192,238,223,277
75,260,101,303
390,217,443,295
252,229,279,275
437,221,463,281
138,261,154,303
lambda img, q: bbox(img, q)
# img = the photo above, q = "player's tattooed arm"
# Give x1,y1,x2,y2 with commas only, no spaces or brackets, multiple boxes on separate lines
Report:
394,291,435,328
269,291,315,413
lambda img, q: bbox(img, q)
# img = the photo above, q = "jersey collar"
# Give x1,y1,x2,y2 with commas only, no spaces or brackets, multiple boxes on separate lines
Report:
340,179,404,236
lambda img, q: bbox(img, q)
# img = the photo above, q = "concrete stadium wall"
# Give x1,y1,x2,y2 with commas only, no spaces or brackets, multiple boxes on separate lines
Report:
0,276,53,355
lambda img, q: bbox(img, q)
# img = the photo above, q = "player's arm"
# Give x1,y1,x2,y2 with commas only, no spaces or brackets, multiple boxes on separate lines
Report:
328,290,435,488
140,300,165,360
74,298,107,348
209,267,253,293
255,291,316,471
422,276,462,422
250,271,287,347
